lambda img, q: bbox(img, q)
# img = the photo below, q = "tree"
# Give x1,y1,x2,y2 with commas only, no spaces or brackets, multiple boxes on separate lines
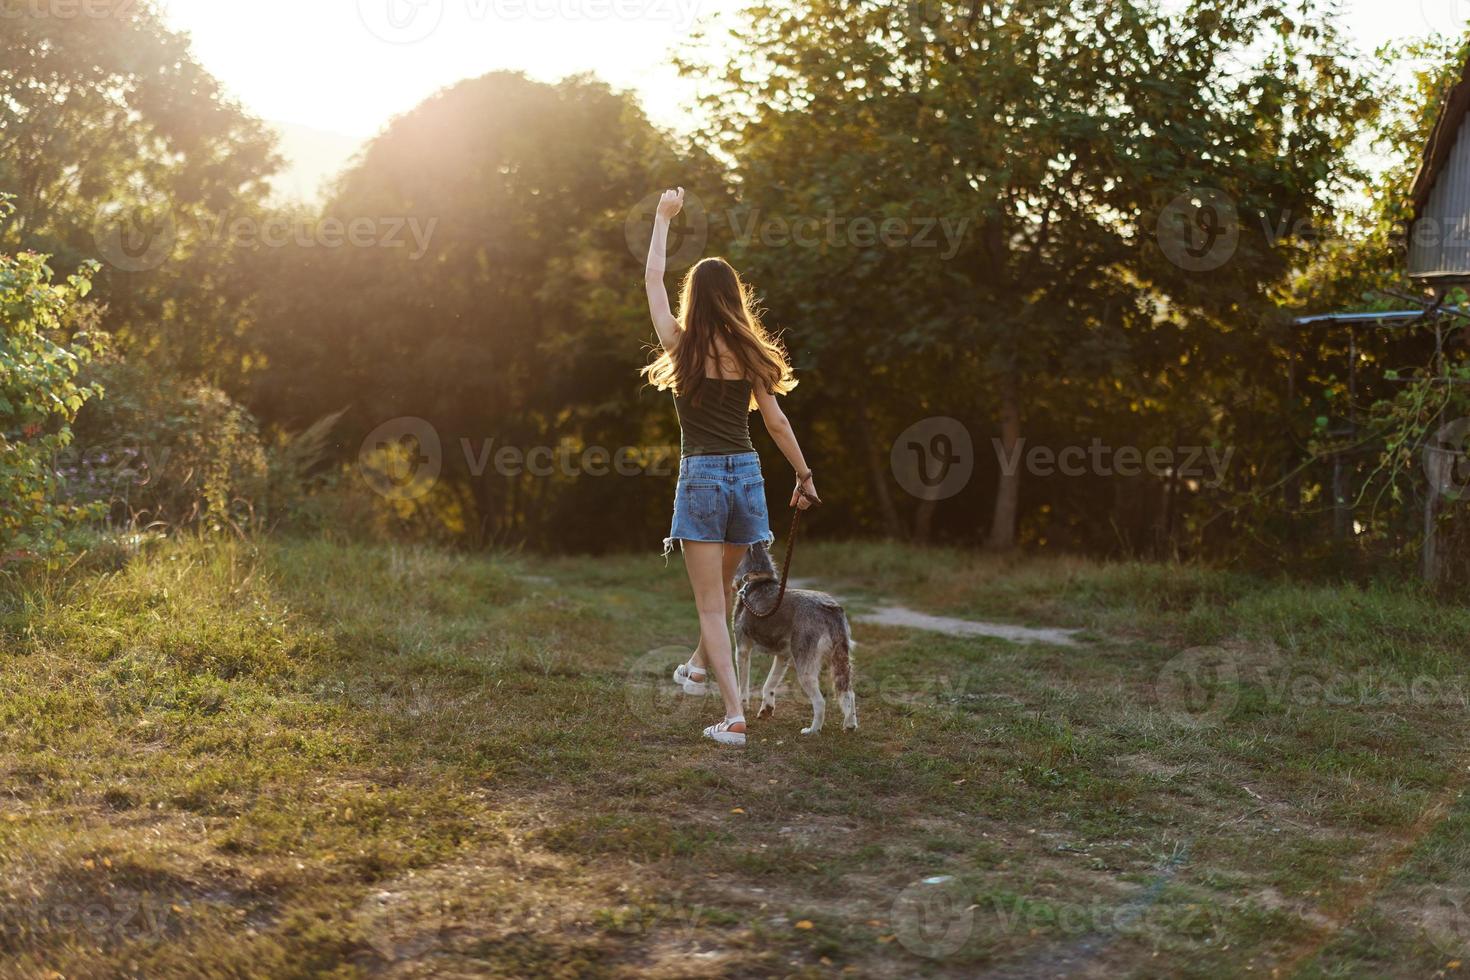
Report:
0,0,279,381
687,0,1375,549
249,72,727,548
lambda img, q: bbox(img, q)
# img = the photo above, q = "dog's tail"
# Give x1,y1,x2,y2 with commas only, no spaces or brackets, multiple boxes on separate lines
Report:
831,615,855,695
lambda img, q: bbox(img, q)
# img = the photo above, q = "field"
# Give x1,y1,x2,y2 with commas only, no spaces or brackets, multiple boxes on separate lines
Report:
2,536,1469,978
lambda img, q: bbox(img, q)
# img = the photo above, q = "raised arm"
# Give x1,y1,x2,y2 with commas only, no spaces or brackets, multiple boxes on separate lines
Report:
645,188,684,351
753,384,820,510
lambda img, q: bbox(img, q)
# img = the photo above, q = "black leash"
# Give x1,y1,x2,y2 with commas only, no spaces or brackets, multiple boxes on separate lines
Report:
738,482,819,619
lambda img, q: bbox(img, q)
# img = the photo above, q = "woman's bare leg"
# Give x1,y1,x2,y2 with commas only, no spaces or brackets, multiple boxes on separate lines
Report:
687,544,746,676
683,541,743,718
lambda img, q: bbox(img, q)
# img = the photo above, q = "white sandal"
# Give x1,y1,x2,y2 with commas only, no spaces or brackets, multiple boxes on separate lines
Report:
672,662,709,695
703,716,747,746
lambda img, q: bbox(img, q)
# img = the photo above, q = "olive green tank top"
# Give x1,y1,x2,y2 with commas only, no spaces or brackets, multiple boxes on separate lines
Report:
674,379,756,458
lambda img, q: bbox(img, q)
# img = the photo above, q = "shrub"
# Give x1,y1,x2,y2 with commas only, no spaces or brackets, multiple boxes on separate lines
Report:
66,357,269,533
0,220,107,561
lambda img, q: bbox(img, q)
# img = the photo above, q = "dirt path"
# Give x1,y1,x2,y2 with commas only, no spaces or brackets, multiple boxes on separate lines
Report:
788,578,1082,646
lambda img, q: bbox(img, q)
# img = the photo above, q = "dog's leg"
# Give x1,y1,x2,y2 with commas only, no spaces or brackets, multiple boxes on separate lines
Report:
758,656,788,719
794,652,825,735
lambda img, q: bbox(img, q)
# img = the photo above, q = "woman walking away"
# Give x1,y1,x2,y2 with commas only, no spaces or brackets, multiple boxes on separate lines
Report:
643,187,819,747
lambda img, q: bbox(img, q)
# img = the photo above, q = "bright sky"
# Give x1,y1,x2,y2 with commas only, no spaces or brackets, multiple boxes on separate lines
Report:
155,0,1462,172
158,0,727,139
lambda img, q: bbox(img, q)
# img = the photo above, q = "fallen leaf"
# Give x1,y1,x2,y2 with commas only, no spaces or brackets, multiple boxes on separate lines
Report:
730,807,745,815
795,920,814,930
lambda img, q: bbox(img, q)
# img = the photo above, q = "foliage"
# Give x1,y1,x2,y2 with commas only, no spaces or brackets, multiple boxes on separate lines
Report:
682,0,1378,553
0,0,280,382
0,208,107,560
67,358,268,533
247,72,729,549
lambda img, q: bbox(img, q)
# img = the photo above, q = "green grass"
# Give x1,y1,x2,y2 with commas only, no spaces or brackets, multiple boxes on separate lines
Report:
2,535,1469,977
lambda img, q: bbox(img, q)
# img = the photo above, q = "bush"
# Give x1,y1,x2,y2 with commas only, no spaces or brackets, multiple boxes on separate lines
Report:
0,224,107,561
66,358,269,533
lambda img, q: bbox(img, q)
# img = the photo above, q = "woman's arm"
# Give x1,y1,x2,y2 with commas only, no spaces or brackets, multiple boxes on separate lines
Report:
753,385,819,510
645,188,684,351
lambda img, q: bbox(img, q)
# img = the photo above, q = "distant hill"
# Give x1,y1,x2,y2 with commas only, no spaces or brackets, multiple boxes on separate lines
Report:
266,121,365,206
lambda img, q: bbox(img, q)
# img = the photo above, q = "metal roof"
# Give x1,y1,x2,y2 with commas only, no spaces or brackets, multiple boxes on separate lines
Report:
1292,309,1461,327
1412,55,1470,215
1410,55,1470,284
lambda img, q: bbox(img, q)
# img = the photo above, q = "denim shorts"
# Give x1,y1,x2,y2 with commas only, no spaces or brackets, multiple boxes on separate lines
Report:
664,452,775,557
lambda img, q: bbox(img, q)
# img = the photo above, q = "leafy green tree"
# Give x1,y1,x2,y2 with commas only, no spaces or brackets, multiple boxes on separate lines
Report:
688,0,1375,549
249,72,726,547
0,199,106,560
0,0,278,381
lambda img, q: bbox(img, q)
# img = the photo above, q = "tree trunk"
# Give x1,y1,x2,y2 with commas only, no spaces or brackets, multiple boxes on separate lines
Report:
986,372,1022,551
1424,488,1442,585
857,409,906,539
914,497,938,542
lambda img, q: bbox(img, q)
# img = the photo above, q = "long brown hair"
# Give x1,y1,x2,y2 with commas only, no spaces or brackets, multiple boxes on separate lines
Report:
641,257,797,410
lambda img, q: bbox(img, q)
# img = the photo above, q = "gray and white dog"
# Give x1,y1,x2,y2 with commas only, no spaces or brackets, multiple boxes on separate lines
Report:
731,542,857,734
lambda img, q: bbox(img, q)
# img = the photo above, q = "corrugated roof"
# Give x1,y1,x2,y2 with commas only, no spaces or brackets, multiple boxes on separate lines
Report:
1411,54,1470,216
